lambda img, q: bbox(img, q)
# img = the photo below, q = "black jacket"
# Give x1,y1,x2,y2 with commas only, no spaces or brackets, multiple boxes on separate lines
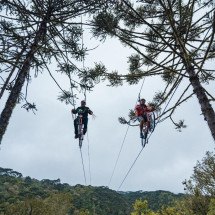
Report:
72,106,93,118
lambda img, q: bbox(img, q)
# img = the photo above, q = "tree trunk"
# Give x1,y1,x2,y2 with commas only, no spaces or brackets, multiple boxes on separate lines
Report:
0,45,27,99
0,20,47,144
188,65,215,141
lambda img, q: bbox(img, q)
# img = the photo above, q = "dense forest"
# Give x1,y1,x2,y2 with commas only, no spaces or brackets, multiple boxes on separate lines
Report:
0,167,184,215
1,150,215,214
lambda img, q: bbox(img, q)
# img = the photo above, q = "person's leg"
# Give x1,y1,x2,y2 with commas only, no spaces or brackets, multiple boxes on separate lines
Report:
143,113,147,124
83,118,88,135
74,118,78,138
140,120,144,138
138,116,144,138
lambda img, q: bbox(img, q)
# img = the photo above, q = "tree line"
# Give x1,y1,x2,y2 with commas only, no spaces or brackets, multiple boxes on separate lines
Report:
1,150,215,214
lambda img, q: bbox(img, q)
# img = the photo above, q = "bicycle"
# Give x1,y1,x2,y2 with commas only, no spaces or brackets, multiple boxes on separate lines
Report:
141,111,156,147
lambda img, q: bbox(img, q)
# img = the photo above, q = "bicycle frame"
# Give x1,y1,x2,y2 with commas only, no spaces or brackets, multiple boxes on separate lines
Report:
142,112,155,146
77,115,84,148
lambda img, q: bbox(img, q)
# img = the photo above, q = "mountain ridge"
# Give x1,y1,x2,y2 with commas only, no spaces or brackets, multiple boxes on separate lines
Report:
0,167,185,214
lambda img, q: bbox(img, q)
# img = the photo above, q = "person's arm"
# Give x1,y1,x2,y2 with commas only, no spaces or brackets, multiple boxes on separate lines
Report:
71,108,77,114
88,107,96,119
88,108,93,115
146,105,155,112
134,105,139,116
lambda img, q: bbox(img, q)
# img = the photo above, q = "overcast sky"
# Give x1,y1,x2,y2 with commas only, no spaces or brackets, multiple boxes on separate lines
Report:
0,31,215,194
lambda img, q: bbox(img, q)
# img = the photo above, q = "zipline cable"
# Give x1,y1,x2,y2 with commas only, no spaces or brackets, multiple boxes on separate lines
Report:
108,124,130,187
156,78,182,126
145,76,183,144
81,14,87,104
79,147,87,185
86,131,92,185
80,15,92,185
137,76,146,102
117,147,144,191
108,76,146,188
62,28,88,185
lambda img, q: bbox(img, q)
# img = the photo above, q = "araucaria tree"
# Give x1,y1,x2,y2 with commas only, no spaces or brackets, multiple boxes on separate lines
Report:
91,0,215,140
0,0,109,144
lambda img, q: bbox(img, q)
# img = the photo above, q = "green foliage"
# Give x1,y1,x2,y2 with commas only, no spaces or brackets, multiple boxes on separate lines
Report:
161,68,177,84
2,150,215,215
121,190,184,212
128,54,142,72
91,0,215,140
179,151,215,215
2,193,73,215
118,117,128,124
173,120,187,132
208,198,215,215
57,91,76,105
92,12,119,41
131,199,158,215
184,151,215,196
107,71,123,86
126,70,143,85
3,152,215,215
0,167,185,215
88,63,107,84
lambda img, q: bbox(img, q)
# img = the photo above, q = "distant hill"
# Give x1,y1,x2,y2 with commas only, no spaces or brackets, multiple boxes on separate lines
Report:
0,167,184,215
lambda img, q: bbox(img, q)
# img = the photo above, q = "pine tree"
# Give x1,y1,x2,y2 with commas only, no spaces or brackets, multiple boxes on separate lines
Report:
0,0,109,144
91,0,215,140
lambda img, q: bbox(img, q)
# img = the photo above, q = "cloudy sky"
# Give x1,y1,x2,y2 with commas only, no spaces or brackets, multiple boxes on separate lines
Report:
0,30,215,194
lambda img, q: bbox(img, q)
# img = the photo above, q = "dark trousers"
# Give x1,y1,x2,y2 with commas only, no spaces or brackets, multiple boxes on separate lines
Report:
74,117,88,135
142,113,147,123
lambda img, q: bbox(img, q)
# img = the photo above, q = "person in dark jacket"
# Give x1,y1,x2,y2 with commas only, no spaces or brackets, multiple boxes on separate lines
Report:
71,100,93,138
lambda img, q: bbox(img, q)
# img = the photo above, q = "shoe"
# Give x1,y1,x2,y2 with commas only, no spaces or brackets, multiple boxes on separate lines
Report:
75,134,78,139
140,132,144,139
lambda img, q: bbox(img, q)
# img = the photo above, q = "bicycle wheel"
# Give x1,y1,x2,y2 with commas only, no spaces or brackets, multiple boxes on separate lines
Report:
78,117,84,148
142,123,149,140
79,137,83,148
149,112,156,132
141,124,149,147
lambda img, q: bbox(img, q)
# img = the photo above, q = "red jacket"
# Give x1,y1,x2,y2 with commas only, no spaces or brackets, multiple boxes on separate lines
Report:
135,104,154,116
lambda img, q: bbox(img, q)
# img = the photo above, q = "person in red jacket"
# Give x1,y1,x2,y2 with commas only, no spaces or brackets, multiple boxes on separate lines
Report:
135,98,155,138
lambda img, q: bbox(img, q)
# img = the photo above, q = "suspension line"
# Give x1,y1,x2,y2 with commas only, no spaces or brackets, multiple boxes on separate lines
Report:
86,132,92,185
108,75,146,188
108,124,130,187
79,147,87,185
117,147,144,191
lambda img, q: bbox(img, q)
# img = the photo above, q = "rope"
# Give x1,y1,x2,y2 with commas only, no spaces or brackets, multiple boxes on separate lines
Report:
156,79,181,125
108,76,146,188
108,124,130,187
137,77,146,103
62,28,76,121
117,147,144,191
79,147,87,185
86,131,92,185
81,15,87,103
78,15,92,186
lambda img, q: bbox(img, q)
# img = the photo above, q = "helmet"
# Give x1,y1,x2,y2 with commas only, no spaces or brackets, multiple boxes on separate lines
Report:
140,98,146,102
